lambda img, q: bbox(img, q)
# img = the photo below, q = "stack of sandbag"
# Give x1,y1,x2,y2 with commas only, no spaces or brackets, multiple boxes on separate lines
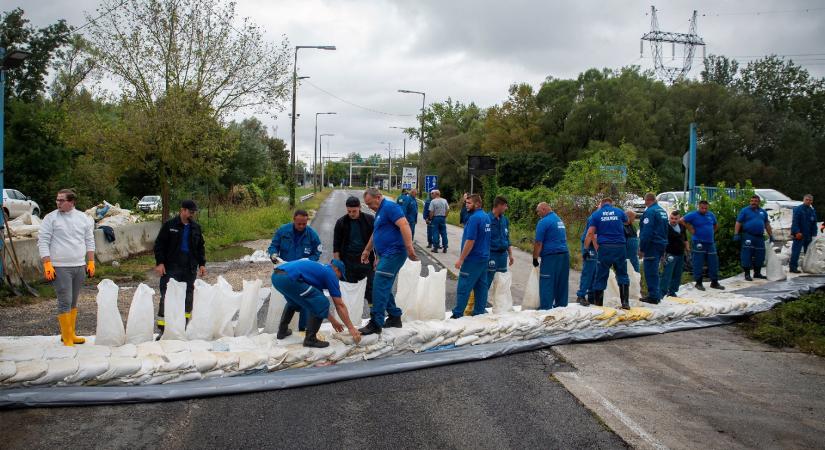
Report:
802,235,825,274
6,212,42,238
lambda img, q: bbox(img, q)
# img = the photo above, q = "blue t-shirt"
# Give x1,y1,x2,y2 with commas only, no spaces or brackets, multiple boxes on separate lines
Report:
373,198,406,257
737,206,769,235
588,205,628,245
489,212,511,252
535,212,568,255
683,210,717,243
461,209,491,262
279,259,341,298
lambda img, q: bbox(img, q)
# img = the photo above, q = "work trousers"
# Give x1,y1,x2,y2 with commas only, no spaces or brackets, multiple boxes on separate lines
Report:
432,216,448,249
370,252,406,326
271,273,330,320
593,244,629,291
426,221,434,246
539,252,569,309
691,241,720,281
740,233,766,270
625,237,640,273
454,259,489,317
54,266,85,314
659,253,684,297
576,248,598,298
790,237,813,271
642,244,666,301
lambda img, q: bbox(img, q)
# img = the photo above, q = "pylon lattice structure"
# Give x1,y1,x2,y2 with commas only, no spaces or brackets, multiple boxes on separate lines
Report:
641,6,706,83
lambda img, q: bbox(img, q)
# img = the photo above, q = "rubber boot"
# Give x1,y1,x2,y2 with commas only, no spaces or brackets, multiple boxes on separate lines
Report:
753,266,767,279
587,292,596,306
68,308,86,344
58,313,74,347
384,314,403,328
577,295,590,307
303,316,330,348
744,269,753,281
694,280,705,291
359,315,383,335
619,285,631,310
593,291,604,307
277,305,297,339
709,280,725,290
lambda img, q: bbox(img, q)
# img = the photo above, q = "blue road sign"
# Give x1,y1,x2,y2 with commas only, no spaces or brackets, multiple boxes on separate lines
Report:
425,175,438,194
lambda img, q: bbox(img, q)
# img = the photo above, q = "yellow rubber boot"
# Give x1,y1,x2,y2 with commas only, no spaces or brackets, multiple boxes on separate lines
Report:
464,291,475,316
69,308,85,344
58,313,74,347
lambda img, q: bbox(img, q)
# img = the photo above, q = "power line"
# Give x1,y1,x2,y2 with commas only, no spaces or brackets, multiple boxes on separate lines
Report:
71,0,130,34
303,80,416,117
702,6,825,17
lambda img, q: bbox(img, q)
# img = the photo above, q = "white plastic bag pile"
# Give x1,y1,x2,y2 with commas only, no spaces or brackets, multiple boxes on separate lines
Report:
0,272,776,388
394,259,447,321
6,212,42,238
802,235,825,274
84,201,139,228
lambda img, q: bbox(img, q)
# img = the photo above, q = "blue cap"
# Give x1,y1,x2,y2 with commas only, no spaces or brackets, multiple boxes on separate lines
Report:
330,259,346,280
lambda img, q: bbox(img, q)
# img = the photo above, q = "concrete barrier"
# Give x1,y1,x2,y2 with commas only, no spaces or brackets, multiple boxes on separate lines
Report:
3,221,161,282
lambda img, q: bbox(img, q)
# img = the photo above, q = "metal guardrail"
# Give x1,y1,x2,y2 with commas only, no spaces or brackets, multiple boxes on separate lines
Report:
299,193,315,203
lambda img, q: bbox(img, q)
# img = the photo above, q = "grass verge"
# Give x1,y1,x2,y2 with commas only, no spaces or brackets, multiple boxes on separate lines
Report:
739,290,825,356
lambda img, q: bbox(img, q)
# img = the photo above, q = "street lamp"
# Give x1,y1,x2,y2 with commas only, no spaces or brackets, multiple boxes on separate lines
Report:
397,89,426,190
289,45,336,207
319,133,334,188
314,112,336,193
389,126,407,172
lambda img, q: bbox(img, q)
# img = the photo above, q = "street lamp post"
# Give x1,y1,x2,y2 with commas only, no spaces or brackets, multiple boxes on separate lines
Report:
379,141,394,190
314,112,336,193
398,89,425,190
389,126,407,186
289,45,336,207
319,133,334,188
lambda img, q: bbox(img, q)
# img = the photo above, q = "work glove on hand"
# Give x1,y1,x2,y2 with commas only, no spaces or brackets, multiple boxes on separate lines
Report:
532,258,540,268
795,233,803,240
43,261,56,281
733,234,741,243
86,261,95,278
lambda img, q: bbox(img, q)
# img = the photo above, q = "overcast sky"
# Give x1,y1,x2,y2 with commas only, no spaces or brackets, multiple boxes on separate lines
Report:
21,0,825,166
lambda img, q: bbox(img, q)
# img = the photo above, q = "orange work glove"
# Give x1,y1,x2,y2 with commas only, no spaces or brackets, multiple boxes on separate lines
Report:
86,261,95,278
795,233,803,240
43,261,56,281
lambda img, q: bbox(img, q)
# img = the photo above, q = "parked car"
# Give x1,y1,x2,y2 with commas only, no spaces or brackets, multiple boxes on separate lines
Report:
754,189,801,211
137,195,162,212
2,189,41,219
656,191,688,213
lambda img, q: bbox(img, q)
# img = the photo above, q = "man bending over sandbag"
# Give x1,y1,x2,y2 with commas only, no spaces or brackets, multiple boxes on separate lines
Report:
272,259,362,347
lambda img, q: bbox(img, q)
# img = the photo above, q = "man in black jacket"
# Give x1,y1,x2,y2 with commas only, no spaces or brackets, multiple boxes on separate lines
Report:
153,199,207,332
333,196,374,306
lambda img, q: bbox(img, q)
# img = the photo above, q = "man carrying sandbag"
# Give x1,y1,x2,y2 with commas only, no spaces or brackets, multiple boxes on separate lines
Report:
333,196,374,307
358,188,418,335
585,198,631,309
451,194,492,318
532,202,569,309
154,199,206,334
272,259,361,347
38,189,96,346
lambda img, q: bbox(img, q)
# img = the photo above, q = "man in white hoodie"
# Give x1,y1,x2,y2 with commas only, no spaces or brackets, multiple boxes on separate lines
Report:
37,189,96,346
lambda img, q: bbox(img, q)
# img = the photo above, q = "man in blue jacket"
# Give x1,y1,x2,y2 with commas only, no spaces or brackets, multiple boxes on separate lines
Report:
267,209,322,330
576,213,598,307
487,196,514,291
735,195,774,281
533,202,569,309
585,198,630,309
639,193,669,304
402,189,419,239
423,192,434,248
790,194,818,273
451,194,491,317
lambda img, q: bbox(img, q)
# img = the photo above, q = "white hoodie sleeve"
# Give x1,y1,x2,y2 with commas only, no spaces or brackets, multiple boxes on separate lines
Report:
37,212,55,259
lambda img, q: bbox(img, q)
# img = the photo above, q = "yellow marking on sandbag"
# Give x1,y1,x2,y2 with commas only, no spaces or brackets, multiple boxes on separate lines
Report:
592,306,618,321
606,307,653,326
666,296,695,304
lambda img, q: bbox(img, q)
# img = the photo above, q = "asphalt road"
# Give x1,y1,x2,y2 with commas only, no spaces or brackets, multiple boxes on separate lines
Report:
0,190,625,449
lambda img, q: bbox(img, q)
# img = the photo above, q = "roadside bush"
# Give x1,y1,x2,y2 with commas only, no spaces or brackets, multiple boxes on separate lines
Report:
741,290,825,356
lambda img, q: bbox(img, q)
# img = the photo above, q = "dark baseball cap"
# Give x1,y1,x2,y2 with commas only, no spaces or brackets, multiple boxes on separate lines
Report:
181,199,198,211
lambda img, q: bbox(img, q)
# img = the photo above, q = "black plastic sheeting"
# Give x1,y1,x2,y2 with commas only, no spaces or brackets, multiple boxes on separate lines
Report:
2,275,824,408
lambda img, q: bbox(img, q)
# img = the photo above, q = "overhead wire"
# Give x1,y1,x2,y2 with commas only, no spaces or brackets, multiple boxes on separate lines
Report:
303,80,416,117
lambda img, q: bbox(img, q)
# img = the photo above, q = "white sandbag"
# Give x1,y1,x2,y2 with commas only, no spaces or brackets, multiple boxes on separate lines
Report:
490,271,513,314
522,267,540,310
0,360,16,381
395,258,422,318
96,357,142,381
26,358,79,386
237,351,268,371
136,341,164,358
43,346,77,360
765,243,787,281
235,279,263,337
802,236,825,274
628,260,642,300
65,356,109,383
6,361,48,384
157,352,194,372
605,271,620,304
191,351,218,373
416,265,447,320
160,278,187,341
76,344,112,358
186,280,217,341
0,344,44,362
159,340,190,354
126,283,155,344
187,340,213,352
111,343,138,358
211,277,242,338
95,279,126,346
333,278,367,325
163,372,203,384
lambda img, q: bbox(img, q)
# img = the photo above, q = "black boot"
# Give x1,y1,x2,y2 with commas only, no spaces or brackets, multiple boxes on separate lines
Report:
753,266,767,279
709,280,725,290
619,285,631,309
277,305,297,339
358,315,383,335
594,291,604,307
303,316,330,348
577,295,590,307
744,269,753,281
384,314,403,328
443,247,448,253
694,280,705,291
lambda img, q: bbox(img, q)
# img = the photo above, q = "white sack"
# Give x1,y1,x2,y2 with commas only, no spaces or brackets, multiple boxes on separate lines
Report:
490,271,513,314
395,258,422,318
0,361,16,381
264,287,286,334
211,277,242,338
628,260,642,300
6,361,48,384
95,279,126,346
415,265,447,320
186,280,217,341
522,267,540,310
126,283,155,344
765,243,787,281
235,279,263,337
27,358,79,386
802,235,825,274
65,356,109,383
160,279,187,341
332,278,367,325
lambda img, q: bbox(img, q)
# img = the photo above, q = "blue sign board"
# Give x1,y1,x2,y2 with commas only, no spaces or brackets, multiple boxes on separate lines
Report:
424,175,438,194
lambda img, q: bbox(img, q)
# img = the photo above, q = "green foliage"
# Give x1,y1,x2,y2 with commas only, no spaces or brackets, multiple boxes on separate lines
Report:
740,290,825,356
199,203,292,252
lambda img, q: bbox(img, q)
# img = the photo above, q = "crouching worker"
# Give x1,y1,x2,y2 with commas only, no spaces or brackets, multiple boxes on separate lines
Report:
271,259,362,347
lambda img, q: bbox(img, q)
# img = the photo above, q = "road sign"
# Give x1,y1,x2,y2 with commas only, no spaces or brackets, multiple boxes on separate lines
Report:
402,167,418,189
424,175,438,194
468,155,496,175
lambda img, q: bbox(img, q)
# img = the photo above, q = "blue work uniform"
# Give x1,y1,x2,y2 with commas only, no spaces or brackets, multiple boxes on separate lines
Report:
267,223,322,330
588,205,629,291
488,212,511,281
683,210,721,282
453,209,491,317
736,206,770,269
790,204,818,271
576,217,598,298
535,211,569,309
423,197,433,247
401,194,418,239
271,259,340,321
639,202,669,301
371,198,408,326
